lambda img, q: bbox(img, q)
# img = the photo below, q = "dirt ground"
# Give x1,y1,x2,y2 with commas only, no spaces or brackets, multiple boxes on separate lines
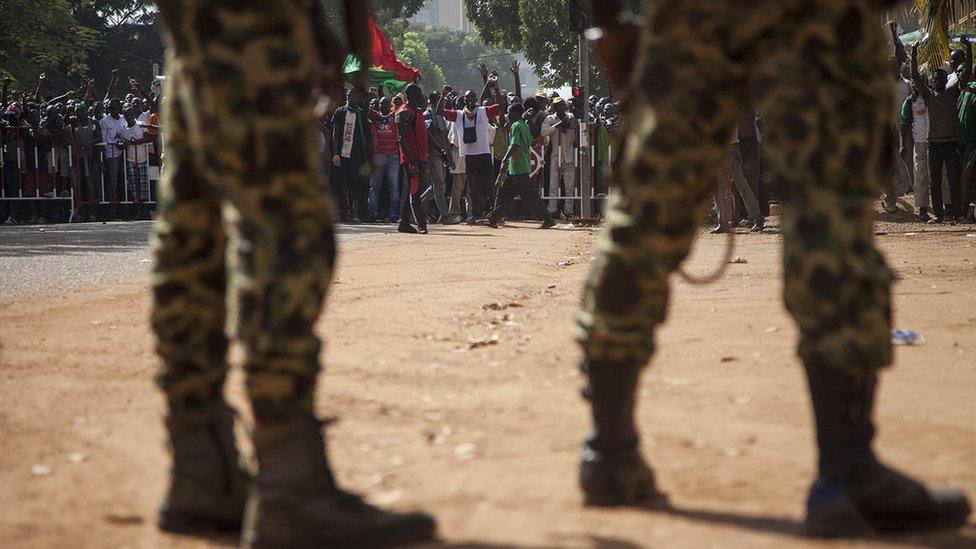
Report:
1,212,974,548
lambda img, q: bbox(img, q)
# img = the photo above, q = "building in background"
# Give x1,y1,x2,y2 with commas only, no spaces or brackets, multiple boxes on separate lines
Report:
410,0,472,32
409,0,542,96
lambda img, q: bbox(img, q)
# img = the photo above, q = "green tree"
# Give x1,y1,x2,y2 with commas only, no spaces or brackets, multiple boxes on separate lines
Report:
69,1,165,94
321,0,426,45
914,0,976,67
465,0,645,94
420,27,517,93
373,0,427,26
397,31,447,92
0,0,98,91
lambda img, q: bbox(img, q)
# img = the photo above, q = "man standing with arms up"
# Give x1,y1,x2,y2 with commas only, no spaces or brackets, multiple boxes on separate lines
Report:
910,38,971,223
440,78,503,223
577,0,970,537
150,1,435,546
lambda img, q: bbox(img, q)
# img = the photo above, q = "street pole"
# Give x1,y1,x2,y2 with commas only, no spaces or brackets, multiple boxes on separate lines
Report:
579,32,592,219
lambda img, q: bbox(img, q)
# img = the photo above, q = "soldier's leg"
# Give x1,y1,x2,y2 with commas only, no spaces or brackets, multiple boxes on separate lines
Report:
152,57,248,535
575,3,746,506
756,3,970,536
156,1,435,545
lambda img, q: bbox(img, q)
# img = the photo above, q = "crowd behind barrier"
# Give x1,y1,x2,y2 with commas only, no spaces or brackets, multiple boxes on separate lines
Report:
10,34,975,232
0,74,161,225
319,62,626,229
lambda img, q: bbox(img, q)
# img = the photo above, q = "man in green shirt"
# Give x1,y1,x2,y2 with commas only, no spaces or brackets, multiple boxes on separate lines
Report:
486,103,555,229
958,80,976,221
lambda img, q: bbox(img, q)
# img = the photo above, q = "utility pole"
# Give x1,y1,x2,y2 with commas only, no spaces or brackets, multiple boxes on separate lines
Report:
569,1,592,219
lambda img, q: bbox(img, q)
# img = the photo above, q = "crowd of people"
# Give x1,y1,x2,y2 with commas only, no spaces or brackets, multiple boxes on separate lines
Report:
8,28,976,231
0,71,161,224
894,24,976,225
318,60,621,232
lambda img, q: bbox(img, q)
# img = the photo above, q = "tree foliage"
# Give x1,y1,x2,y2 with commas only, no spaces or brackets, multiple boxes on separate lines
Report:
915,0,976,67
465,0,645,94
373,0,427,26
397,31,447,91
0,0,98,90
420,27,517,94
0,0,164,98
69,0,165,95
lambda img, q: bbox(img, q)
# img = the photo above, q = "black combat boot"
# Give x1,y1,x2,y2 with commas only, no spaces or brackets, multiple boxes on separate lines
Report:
803,364,971,537
579,358,667,507
158,403,250,534
241,417,436,548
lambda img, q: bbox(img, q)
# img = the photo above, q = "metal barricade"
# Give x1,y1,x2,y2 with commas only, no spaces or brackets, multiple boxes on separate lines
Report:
536,123,613,213
0,126,75,221
1,120,161,223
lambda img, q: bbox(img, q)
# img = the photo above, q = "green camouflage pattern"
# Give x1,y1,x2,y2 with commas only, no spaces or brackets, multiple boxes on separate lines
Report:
577,0,894,373
151,0,336,419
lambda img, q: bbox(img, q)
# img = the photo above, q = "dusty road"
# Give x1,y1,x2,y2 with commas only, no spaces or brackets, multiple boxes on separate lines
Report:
0,215,974,548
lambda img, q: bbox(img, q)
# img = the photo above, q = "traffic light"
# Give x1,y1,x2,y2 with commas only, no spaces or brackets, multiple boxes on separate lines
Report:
571,86,582,98
568,0,587,34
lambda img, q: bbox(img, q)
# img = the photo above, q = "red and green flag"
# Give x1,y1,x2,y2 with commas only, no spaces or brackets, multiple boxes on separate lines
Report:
368,14,421,83
342,55,410,94
342,15,419,95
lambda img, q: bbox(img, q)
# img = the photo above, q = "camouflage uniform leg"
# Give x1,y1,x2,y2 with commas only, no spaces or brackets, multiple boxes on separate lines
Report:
157,0,336,420
751,1,893,374
575,9,748,365
152,54,230,408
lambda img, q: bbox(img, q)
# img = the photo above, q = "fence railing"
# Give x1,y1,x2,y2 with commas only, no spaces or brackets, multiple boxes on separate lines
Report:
1,124,160,222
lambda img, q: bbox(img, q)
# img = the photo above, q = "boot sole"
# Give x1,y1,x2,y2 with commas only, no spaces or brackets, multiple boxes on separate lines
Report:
805,503,971,537
583,483,669,508
158,508,242,535
241,526,436,549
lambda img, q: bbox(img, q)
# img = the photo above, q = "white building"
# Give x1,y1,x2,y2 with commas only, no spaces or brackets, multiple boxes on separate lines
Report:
410,0,472,32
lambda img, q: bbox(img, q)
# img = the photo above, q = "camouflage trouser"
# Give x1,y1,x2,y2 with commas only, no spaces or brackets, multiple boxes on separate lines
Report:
151,0,336,419
576,0,893,374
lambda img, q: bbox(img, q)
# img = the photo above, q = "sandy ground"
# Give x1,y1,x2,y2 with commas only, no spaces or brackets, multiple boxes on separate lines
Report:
1,212,974,548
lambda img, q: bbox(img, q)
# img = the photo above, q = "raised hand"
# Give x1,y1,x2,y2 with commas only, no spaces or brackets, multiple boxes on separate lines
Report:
478,63,489,82
510,59,520,76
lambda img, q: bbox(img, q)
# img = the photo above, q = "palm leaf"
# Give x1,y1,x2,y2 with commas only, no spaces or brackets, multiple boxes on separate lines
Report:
916,0,976,67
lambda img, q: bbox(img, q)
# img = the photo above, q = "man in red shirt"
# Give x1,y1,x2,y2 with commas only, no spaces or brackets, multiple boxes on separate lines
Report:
396,84,431,234
396,84,452,234
366,96,401,223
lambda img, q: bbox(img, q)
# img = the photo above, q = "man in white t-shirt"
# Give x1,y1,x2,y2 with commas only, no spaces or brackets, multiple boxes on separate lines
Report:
440,79,502,223
901,81,932,221
99,99,128,211
121,105,153,209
